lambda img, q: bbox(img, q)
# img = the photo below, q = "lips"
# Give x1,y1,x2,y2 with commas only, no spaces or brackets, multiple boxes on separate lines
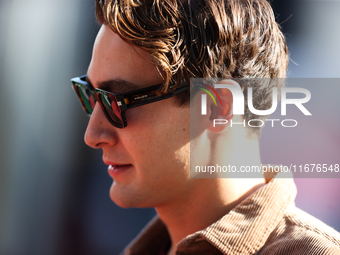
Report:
107,163,132,178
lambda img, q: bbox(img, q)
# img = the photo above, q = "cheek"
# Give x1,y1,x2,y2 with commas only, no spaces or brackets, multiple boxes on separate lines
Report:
117,105,191,205
123,99,190,163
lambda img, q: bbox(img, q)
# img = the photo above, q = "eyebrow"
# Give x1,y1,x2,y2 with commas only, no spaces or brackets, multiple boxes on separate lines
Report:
86,76,141,94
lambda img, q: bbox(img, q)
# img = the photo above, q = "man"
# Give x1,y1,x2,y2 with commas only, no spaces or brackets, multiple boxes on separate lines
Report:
71,0,340,254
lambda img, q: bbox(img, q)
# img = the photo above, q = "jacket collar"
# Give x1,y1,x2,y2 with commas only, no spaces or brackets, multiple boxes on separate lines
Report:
124,172,296,254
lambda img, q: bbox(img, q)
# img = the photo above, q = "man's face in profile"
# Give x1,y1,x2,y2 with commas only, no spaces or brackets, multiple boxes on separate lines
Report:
85,25,192,209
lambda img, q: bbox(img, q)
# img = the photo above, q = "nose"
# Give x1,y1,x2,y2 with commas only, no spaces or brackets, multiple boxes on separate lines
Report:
84,102,118,149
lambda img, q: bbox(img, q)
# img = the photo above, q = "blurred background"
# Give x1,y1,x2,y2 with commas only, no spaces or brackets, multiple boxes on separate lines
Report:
0,0,339,254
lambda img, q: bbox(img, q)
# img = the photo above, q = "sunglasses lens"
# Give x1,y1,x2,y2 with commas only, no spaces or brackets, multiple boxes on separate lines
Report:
99,93,124,128
74,84,96,114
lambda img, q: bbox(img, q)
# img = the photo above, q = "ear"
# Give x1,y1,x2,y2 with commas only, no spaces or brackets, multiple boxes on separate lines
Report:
206,79,242,133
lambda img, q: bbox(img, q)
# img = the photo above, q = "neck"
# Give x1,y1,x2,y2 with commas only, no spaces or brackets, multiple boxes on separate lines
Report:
157,122,265,254
156,178,265,254
155,122,265,254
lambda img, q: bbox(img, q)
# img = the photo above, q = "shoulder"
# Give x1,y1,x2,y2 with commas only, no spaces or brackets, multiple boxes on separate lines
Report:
259,205,340,255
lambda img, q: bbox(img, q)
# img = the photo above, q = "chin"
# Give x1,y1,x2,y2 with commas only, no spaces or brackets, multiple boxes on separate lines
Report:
109,184,132,208
109,182,151,209
110,197,133,209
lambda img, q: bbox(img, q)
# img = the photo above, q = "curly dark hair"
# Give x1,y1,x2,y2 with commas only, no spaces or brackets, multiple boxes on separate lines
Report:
95,0,289,134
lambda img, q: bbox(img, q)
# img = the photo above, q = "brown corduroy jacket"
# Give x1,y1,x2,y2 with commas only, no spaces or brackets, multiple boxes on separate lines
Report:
122,175,340,255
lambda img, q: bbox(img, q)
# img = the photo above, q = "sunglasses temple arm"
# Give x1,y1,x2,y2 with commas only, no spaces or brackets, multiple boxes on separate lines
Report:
124,86,189,109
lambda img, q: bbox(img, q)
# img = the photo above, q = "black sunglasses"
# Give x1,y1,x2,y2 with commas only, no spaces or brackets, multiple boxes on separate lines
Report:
71,75,189,128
